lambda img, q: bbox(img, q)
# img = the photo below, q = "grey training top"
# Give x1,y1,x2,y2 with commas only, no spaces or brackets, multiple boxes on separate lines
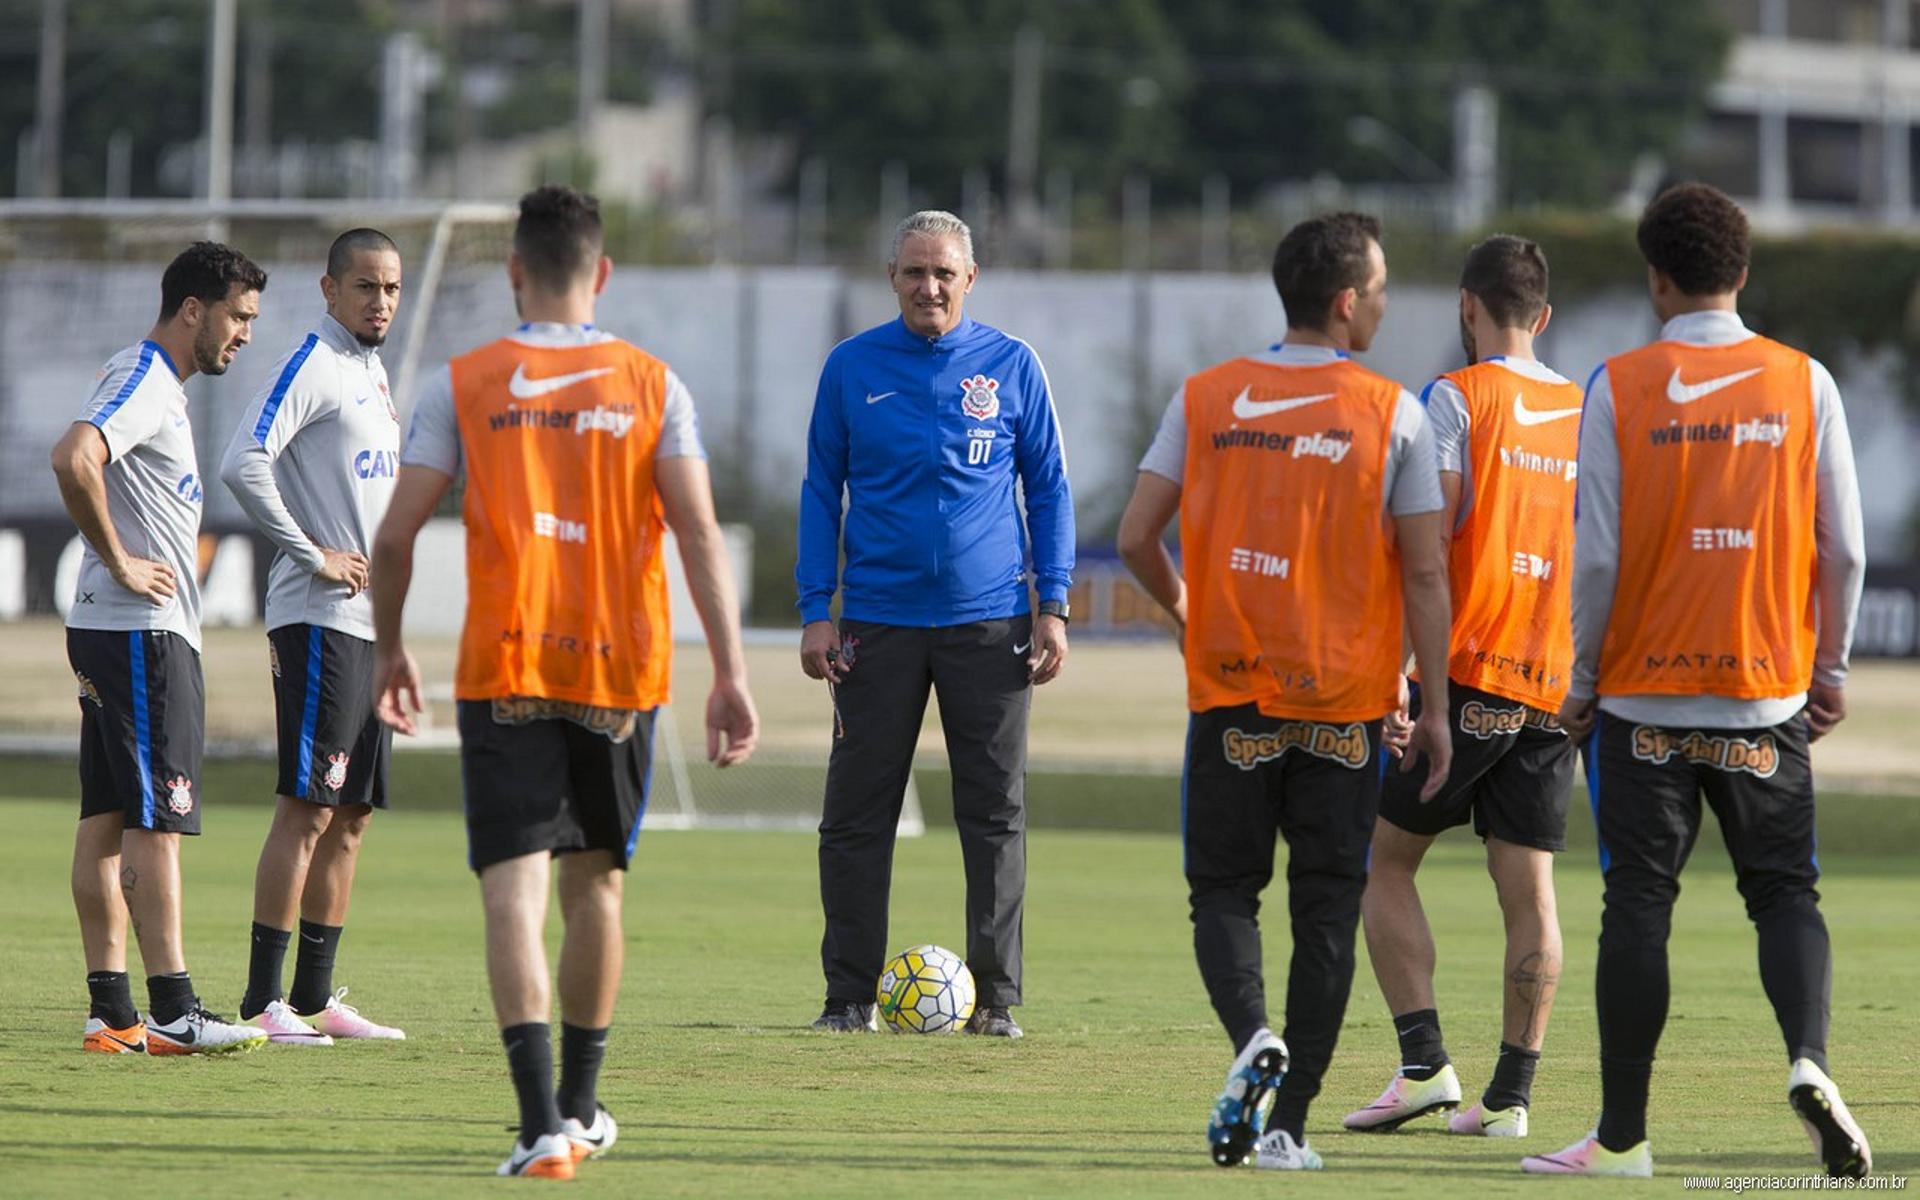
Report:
220,314,398,640
66,340,206,651
1570,309,1867,729
402,322,706,478
1137,342,1444,518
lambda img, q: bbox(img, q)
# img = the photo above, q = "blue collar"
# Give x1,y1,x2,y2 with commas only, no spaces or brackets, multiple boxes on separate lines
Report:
142,339,183,379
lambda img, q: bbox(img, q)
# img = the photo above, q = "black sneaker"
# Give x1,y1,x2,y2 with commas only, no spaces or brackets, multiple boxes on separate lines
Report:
811,999,878,1032
964,1006,1023,1038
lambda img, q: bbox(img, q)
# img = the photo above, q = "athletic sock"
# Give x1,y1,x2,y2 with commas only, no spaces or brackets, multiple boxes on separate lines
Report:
146,971,198,1025
1482,1041,1541,1111
86,970,138,1027
502,1022,564,1146
1393,1008,1449,1080
240,922,291,1019
288,919,343,1014
1596,1056,1652,1151
556,1023,610,1125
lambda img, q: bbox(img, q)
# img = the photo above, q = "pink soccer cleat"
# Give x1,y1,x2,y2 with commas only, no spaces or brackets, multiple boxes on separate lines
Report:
303,988,405,1040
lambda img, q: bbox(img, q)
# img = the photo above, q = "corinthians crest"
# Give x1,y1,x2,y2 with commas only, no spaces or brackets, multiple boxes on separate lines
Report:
324,751,350,791
959,374,1000,420
164,775,194,815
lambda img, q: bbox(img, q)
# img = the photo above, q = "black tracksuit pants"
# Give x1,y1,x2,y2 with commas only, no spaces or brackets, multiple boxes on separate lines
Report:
818,616,1033,1008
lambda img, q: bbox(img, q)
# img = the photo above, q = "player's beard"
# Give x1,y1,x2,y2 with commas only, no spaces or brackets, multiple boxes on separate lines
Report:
1458,313,1478,365
353,325,387,349
193,324,232,376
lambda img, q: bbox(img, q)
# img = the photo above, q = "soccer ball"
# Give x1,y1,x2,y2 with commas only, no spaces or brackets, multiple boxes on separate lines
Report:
875,944,976,1034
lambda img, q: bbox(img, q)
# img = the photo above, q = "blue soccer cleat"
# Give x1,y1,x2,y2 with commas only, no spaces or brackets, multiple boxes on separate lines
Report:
1208,1029,1289,1167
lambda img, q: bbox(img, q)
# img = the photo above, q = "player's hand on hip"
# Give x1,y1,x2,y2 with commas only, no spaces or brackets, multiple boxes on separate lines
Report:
372,645,424,735
800,620,843,682
1029,613,1069,685
706,675,760,767
1404,706,1453,803
1804,681,1847,741
316,547,371,598
1557,694,1597,741
1382,673,1415,759
111,556,177,606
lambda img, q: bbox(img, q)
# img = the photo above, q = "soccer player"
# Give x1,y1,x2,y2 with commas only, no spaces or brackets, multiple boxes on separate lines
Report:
219,229,408,1045
797,210,1075,1039
51,241,270,1056
1523,183,1870,1179
372,185,759,1179
1345,236,1579,1138
1116,212,1453,1170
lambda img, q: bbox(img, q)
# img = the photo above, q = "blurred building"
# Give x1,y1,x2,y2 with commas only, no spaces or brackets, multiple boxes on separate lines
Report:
1698,0,1920,228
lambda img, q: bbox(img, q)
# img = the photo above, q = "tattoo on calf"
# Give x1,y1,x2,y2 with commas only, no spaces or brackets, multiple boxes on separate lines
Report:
1510,950,1561,1047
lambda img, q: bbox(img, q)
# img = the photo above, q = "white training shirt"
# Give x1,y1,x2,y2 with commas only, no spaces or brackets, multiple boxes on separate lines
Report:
220,314,399,640
1136,342,1444,517
66,340,206,651
402,322,706,478
1570,309,1867,729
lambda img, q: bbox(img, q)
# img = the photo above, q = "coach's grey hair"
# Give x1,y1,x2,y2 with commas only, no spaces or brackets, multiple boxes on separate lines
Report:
889,210,975,267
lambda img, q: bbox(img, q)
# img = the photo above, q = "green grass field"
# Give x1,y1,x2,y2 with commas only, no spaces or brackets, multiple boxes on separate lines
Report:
0,793,1912,1197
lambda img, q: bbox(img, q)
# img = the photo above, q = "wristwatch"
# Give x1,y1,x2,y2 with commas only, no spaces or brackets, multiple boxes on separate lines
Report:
1037,599,1071,624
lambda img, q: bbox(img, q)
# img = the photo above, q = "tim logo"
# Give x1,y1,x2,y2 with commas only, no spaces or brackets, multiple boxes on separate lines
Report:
1510,551,1553,580
533,512,588,544
75,671,103,708
1222,722,1370,770
1228,547,1290,578
323,751,349,791
353,449,398,479
1691,527,1753,550
164,775,195,815
1631,726,1780,778
175,473,203,503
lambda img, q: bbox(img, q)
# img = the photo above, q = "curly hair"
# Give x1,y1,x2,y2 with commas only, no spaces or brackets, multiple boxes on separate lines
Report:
159,241,267,319
515,184,604,291
1636,183,1750,297
1271,212,1382,331
1459,234,1549,328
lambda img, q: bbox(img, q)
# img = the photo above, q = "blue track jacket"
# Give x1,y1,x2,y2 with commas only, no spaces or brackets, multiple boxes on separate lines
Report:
797,315,1074,626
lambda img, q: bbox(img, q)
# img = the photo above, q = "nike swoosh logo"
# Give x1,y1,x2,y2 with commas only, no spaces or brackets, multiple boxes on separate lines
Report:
1232,386,1336,420
100,1030,144,1051
1510,393,1582,426
866,391,898,404
301,933,325,944
1013,641,1032,655
508,364,615,400
1666,365,1763,405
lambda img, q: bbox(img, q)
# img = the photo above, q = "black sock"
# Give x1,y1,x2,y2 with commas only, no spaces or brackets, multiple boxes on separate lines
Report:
503,1023,564,1145
1393,1008,1449,1080
556,1023,610,1125
1596,1056,1652,1151
240,922,291,1019
288,919,342,1014
86,970,138,1027
1265,1100,1306,1143
1483,1041,1541,1111
146,972,198,1025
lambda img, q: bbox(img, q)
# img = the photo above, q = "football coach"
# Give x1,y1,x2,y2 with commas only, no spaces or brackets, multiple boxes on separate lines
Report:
796,209,1075,1039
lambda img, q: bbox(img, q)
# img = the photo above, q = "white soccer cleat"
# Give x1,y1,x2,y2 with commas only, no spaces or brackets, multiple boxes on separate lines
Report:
303,988,405,1040
563,1104,618,1163
1520,1131,1653,1176
1788,1058,1872,1179
1254,1128,1323,1170
1207,1028,1289,1167
147,1006,271,1056
243,999,334,1046
496,1132,575,1180
1448,1100,1527,1137
1343,1063,1463,1131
